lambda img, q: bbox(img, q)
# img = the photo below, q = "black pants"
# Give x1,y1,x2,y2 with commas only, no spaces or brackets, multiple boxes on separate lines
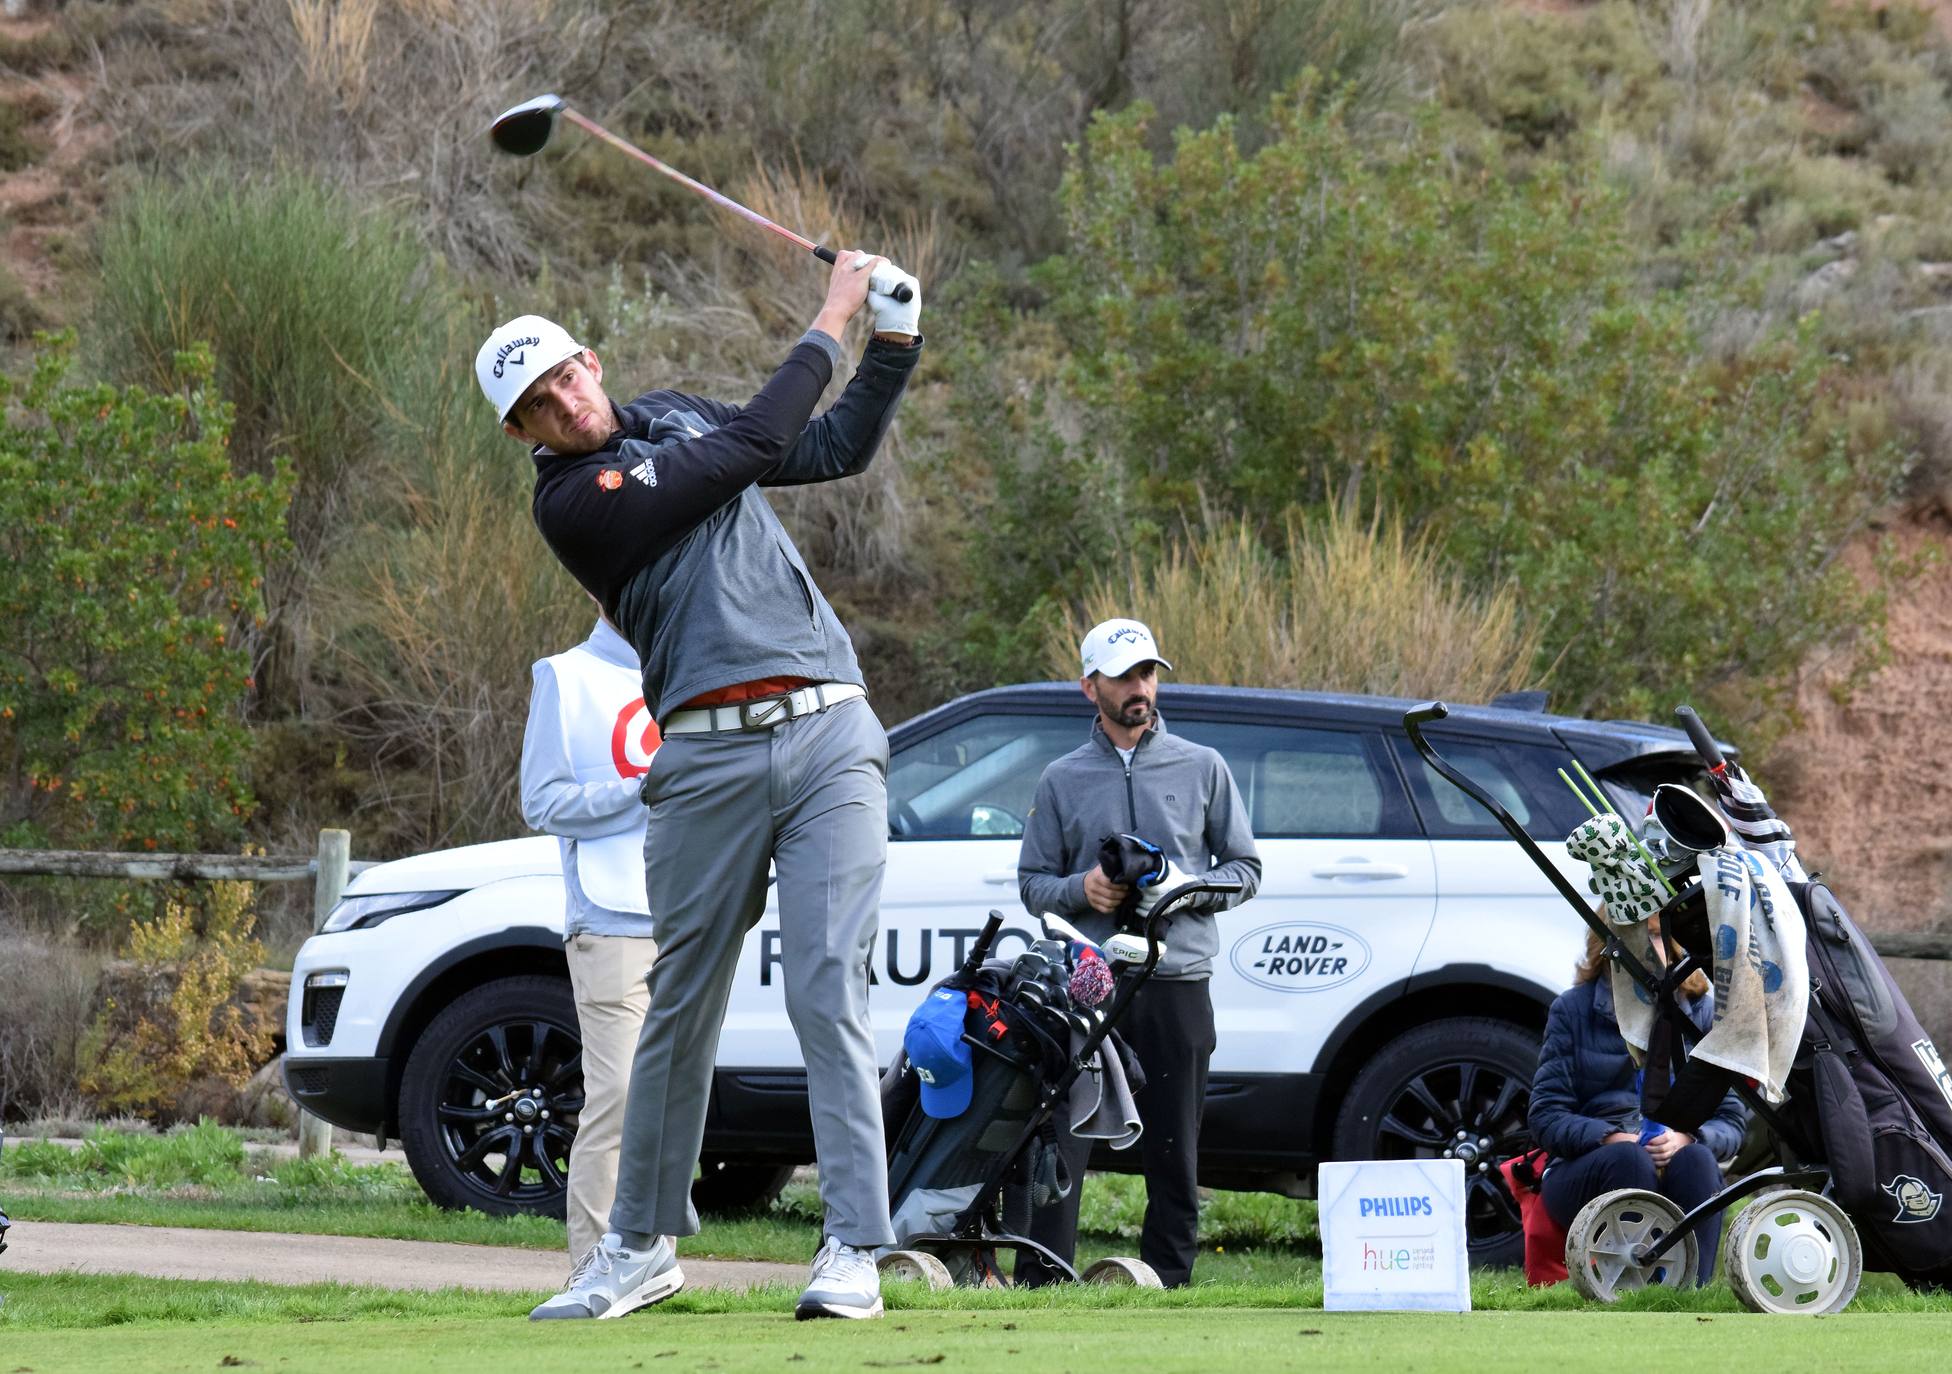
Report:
1541,1140,1725,1283
1018,978,1215,1288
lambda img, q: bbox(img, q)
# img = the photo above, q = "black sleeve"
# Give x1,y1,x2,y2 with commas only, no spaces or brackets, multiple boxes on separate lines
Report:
760,337,921,487
532,340,834,599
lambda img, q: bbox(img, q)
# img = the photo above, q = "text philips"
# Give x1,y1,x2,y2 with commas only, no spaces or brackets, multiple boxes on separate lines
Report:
1358,1195,1434,1218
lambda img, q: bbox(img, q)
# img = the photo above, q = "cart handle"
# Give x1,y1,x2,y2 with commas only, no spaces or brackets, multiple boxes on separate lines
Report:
1403,702,1686,1004
961,910,1008,980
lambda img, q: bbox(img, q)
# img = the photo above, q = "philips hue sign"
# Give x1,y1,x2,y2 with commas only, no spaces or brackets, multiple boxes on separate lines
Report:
1319,1158,1471,1312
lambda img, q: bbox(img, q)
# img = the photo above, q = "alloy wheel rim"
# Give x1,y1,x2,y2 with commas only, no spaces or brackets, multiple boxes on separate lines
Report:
433,1017,583,1205
1370,1058,1531,1251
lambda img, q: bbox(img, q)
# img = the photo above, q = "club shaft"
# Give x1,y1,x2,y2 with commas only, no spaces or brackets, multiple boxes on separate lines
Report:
560,109,821,255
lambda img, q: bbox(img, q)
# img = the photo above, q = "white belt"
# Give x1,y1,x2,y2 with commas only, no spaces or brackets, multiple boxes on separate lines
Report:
662,681,866,735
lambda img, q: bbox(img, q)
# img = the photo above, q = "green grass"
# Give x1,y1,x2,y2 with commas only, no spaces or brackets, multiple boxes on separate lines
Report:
0,1278,1947,1374
0,1127,1320,1276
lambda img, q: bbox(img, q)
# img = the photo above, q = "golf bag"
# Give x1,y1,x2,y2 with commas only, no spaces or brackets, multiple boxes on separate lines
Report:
884,951,1075,1266
1630,873,1952,1289
882,874,1237,1286
1783,881,1952,1287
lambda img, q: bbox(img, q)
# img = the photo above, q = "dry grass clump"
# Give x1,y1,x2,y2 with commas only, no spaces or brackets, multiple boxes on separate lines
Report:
0,916,110,1123
1051,502,1545,704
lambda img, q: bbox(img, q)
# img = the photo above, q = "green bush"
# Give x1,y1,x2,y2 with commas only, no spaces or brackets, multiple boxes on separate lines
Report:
93,172,443,709
963,84,1914,723
0,336,292,856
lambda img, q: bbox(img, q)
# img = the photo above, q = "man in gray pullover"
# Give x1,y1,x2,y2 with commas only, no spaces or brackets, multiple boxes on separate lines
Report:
480,249,921,1322
1017,618,1261,1287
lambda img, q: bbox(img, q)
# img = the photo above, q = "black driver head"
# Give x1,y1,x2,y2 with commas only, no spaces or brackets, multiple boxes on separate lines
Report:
489,94,566,157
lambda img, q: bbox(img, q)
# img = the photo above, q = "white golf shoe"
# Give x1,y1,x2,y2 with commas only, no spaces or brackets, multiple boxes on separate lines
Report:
794,1234,884,1320
529,1233,684,1320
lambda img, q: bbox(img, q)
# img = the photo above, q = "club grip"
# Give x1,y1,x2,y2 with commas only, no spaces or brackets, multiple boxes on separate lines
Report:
961,910,1006,979
869,269,915,304
809,246,915,303
1674,705,1727,771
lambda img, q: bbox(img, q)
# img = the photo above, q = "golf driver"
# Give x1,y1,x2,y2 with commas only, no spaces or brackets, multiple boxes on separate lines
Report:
489,94,913,303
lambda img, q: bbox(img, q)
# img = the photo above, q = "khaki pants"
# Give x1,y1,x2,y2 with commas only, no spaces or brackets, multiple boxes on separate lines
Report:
564,932,659,1259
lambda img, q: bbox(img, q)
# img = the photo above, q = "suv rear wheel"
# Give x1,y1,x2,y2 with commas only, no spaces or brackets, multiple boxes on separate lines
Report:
692,1158,795,1214
1330,1016,1540,1270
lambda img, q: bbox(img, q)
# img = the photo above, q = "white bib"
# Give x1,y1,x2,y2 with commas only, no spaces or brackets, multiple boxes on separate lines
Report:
539,643,657,915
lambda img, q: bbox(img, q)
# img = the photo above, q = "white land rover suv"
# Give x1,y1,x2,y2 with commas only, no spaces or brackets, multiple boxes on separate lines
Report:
285,683,1709,1265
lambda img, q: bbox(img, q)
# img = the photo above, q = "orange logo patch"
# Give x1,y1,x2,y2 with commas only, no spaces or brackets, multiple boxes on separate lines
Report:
596,469,623,491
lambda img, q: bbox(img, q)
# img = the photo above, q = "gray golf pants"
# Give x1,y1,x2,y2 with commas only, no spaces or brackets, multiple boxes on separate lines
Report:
607,695,893,1247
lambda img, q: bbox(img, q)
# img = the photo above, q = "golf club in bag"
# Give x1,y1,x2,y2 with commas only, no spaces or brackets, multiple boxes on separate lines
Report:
488,95,913,302
1404,700,1952,1311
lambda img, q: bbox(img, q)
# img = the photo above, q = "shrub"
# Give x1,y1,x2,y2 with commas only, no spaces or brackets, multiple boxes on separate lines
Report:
77,880,272,1121
0,336,292,857
93,172,439,642
1012,86,1915,724
0,918,108,1123
1048,502,1545,704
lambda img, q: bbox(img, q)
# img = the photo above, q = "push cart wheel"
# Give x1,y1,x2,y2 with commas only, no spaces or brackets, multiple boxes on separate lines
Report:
876,1249,955,1291
1565,1189,1698,1302
1723,1189,1861,1315
1080,1256,1165,1288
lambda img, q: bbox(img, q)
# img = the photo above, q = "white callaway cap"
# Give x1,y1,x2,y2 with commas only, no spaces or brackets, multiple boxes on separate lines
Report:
1079,618,1173,679
476,314,585,422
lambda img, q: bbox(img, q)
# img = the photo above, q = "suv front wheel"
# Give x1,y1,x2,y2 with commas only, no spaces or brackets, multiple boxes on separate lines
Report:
399,975,584,1218
1330,1016,1540,1270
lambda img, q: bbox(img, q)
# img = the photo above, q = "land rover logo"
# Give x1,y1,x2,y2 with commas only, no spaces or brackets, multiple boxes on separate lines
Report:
1885,1174,1943,1224
1232,922,1371,993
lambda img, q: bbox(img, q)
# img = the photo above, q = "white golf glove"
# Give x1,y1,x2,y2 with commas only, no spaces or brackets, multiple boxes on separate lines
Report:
1133,861,1195,920
867,263,921,337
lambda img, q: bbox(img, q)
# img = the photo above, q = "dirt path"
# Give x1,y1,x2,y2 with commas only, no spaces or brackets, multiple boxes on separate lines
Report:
1,1220,802,1294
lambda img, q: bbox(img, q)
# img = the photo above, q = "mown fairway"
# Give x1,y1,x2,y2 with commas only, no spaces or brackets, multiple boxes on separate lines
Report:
4,1295,1948,1374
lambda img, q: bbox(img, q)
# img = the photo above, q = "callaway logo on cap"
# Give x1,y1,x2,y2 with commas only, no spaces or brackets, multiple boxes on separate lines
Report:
1079,617,1173,680
475,314,586,423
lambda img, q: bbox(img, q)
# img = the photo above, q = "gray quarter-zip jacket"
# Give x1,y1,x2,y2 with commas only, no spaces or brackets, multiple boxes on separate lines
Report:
529,330,920,721
1017,714,1262,980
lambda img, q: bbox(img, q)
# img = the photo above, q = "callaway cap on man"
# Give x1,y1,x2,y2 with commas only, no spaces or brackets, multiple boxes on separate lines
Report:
477,315,588,423
1079,618,1173,680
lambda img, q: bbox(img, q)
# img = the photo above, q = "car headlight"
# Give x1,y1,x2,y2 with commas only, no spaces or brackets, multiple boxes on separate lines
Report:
320,889,464,933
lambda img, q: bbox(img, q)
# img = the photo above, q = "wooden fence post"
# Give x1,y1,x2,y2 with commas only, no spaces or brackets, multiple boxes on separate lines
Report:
297,828,352,1159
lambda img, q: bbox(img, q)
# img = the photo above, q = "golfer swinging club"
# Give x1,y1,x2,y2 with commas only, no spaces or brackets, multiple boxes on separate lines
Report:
478,248,921,1321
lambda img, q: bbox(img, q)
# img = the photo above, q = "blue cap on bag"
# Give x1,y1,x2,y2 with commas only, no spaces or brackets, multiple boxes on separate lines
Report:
904,988,974,1119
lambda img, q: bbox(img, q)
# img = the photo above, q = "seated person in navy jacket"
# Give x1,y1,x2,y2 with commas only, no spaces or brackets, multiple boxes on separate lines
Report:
1528,921,1749,1283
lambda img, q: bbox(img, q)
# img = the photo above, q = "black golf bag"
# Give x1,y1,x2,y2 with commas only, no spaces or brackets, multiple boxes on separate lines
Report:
881,874,1235,1286
883,974,1069,1280
1784,881,1952,1287
1635,875,1952,1289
